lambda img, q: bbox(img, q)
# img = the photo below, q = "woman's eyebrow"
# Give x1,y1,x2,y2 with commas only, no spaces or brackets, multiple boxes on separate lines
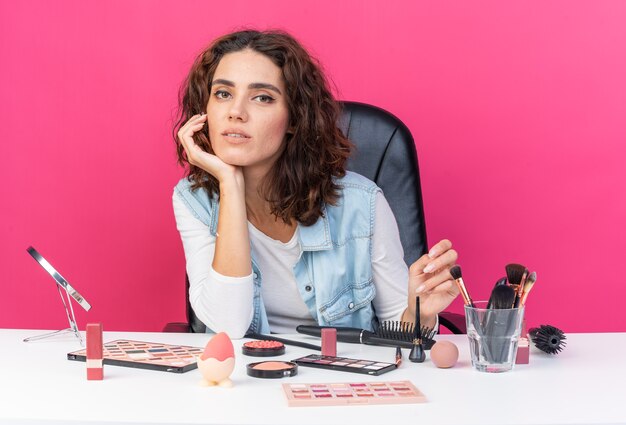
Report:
211,79,282,95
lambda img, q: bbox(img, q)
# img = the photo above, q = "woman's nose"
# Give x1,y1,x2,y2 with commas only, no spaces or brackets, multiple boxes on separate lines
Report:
228,99,248,121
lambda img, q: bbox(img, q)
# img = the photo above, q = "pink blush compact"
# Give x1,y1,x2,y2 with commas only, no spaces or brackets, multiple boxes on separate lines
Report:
242,340,285,357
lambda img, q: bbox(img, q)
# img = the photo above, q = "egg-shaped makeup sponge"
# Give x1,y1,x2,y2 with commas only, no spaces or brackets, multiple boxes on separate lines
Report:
201,332,234,361
430,340,459,368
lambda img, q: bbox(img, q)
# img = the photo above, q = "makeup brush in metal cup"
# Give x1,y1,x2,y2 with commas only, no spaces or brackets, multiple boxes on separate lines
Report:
408,296,425,363
520,271,537,306
485,285,517,363
505,263,528,308
529,324,566,354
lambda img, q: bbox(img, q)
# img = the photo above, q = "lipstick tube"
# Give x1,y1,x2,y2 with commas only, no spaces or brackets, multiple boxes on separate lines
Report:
86,323,103,380
321,328,337,357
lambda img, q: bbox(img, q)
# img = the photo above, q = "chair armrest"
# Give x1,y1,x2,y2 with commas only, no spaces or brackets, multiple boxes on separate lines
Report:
162,322,192,333
438,311,466,334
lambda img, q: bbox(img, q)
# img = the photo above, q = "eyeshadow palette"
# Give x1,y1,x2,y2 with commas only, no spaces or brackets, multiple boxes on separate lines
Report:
292,354,397,376
282,381,427,407
67,339,203,373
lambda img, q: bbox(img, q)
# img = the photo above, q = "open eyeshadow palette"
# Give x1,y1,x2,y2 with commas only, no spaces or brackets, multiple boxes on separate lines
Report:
67,339,203,373
282,381,427,407
292,354,397,376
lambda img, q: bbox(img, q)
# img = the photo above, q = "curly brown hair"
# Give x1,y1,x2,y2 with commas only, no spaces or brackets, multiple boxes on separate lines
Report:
173,30,352,226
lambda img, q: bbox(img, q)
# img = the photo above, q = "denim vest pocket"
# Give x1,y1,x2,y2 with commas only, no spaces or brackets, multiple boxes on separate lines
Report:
318,280,376,324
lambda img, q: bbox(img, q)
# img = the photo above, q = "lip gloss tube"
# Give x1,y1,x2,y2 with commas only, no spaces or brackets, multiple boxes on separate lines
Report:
321,328,337,357
86,323,103,380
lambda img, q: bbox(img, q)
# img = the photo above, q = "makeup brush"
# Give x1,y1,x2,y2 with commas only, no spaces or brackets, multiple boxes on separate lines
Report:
449,265,474,307
505,263,528,308
488,285,517,309
408,296,425,363
520,271,537,306
395,347,403,367
529,324,566,354
486,276,508,309
485,285,517,362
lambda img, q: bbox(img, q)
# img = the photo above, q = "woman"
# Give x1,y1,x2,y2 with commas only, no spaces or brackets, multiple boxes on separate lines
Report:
173,30,459,338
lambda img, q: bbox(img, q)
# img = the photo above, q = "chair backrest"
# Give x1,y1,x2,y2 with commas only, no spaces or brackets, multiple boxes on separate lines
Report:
186,101,428,333
339,101,428,266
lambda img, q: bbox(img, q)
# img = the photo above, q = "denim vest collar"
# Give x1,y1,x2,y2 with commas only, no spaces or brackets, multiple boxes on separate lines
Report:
175,172,381,335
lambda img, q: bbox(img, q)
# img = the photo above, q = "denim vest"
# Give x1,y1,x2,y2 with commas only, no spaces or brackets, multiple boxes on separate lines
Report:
175,171,381,334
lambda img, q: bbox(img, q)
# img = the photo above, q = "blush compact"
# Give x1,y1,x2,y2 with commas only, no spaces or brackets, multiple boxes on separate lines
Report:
246,361,298,379
242,340,285,357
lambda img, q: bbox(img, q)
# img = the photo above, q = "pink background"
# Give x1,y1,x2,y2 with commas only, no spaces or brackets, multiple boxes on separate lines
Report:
2,1,625,333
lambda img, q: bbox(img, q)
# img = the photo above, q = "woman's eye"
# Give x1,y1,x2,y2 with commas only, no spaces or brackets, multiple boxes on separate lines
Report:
254,94,275,103
214,90,231,100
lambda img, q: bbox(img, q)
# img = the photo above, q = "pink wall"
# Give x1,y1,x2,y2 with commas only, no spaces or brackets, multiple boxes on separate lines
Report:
2,1,625,333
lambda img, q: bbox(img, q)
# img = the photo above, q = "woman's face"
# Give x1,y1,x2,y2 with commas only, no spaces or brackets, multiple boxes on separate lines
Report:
206,49,290,171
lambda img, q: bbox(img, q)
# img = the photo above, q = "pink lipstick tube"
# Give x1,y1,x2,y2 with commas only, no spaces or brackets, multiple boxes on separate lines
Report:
321,328,337,357
86,323,103,380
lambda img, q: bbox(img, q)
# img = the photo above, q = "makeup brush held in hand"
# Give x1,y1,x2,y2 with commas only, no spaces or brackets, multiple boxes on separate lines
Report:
529,324,566,354
449,265,474,307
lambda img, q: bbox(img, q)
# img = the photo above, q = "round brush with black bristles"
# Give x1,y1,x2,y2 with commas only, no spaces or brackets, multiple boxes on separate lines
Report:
529,324,567,354
505,263,528,308
408,296,425,363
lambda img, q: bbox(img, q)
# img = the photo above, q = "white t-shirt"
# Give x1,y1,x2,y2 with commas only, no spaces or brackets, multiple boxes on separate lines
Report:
173,191,411,337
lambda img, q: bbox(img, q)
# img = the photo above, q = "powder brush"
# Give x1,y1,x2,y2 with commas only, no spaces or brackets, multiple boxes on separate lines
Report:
505,263,528,308
449,265,474,307
520,271,537,306
485,285,517,362
486,276,508,309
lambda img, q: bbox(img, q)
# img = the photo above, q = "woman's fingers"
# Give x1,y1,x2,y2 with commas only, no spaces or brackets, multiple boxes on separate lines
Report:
178,114,208,166
409,239,456,276
427,239,452,259
422,248,458,274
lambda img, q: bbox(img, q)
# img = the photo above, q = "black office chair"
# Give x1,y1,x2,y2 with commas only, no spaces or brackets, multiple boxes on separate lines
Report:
164,101,466,334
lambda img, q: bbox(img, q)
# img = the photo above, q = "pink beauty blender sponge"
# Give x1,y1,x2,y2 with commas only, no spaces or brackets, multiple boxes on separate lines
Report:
430,340,459,368
197,332,235,387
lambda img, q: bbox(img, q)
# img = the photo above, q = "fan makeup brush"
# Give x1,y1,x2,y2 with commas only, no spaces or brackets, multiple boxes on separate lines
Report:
408,296,425,363
505,263,528,308
520,271,537,306
449,265,474,307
